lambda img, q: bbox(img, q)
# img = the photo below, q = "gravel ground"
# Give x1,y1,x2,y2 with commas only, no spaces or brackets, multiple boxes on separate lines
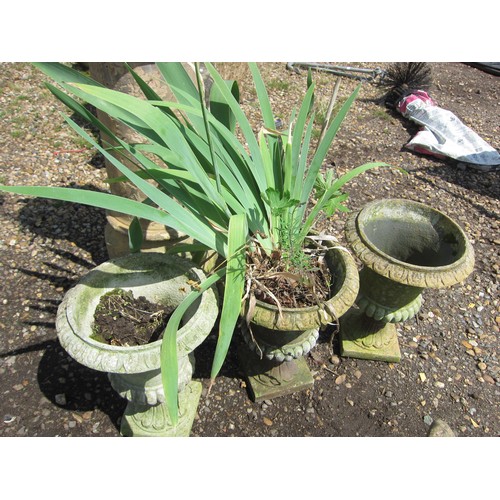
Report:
0,62,498,441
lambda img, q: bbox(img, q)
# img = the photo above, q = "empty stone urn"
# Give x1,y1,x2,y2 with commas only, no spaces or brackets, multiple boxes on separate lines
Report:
341,198,475,362
56,252,218,436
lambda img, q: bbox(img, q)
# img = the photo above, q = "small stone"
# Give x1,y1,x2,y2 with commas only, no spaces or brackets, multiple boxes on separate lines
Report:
419,373,427,382
55,393,67,405
483,374,495,384
477,362,487,371
329,355,341,365
354,370,362,379
434,381,445,389
3,415,15,424
13,384,24,391
461,340,473,349
423,415,433,426
263,417,273,426
335,374,347,385
71,413,83,423
428,419,455,437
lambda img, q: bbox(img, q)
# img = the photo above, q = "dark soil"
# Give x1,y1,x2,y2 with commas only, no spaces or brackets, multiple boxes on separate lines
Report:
0,62,498,442
92,289,174,346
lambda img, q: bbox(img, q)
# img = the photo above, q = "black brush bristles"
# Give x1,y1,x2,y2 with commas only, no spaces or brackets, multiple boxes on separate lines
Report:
379,62,433,108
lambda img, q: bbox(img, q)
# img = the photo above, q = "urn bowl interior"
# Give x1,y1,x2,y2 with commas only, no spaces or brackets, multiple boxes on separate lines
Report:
357,199,467,269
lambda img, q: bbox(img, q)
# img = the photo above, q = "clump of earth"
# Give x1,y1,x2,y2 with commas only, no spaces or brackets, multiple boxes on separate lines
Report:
92,289,174,346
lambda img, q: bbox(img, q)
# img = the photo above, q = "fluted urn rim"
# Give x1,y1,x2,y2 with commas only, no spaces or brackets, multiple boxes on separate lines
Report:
248,244,360,332
345,198,475,288
56,253,218,374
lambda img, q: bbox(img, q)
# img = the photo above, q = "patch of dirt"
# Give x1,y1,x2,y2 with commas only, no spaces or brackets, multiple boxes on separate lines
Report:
92,289,174,346
0,62,498,439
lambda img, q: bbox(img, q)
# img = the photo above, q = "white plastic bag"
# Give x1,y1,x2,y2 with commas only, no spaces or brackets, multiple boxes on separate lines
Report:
397,91,500,169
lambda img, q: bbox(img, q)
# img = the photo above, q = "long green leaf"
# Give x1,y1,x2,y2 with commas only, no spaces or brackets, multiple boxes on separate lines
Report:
161,268,225,426
297,161,391,241
291,81,315,168
124,63,163,102
155,62,206,134
248,63,275,129
296,84,362,223
292,112,315,201
209,78,240,132
33,62,104,87
128,216,143,253
204,63,268,193
67,82,228,213
210,214,248,380
0,185,177,226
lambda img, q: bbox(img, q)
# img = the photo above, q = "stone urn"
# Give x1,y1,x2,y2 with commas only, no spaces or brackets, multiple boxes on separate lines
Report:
239,245,359,401
341,198,475,362
55,252,218,436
